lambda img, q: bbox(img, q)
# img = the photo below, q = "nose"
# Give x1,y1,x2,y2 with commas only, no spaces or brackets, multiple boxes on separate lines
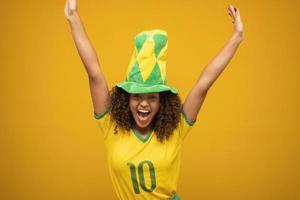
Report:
140,99,149,107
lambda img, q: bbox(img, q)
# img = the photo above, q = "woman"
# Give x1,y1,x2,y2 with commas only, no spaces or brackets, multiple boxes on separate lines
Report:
64,0,244,199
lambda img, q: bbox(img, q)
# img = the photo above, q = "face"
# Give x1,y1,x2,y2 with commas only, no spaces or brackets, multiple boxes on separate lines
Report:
129,93,160,132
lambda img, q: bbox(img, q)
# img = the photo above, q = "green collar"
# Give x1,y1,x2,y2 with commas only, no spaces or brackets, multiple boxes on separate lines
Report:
132,128,154,143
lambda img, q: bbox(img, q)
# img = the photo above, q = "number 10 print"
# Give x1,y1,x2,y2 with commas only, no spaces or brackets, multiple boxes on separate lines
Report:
127,160,157,194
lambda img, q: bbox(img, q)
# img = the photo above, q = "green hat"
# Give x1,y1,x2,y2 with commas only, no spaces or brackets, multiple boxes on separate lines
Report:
116,29,178,94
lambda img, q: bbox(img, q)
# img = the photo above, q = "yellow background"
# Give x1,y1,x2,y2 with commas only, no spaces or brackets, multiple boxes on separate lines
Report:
1,0,299,199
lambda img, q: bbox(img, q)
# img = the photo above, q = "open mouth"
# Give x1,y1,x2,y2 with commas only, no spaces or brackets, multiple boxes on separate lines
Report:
137,110,150,121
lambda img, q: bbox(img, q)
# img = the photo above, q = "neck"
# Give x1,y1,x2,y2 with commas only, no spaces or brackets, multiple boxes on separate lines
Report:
135,125,152,135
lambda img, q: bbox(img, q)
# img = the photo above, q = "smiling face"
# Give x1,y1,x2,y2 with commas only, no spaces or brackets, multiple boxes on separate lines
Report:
129,93,160,133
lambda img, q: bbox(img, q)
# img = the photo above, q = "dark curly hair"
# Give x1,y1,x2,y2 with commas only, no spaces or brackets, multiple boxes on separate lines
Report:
108,86,182,142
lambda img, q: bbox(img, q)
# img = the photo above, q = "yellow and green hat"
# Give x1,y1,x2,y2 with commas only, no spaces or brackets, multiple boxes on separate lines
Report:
116,29,178,94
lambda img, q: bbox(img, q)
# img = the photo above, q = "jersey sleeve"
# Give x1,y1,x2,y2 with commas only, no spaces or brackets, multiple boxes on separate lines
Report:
93,109,114,140
178,108,196,141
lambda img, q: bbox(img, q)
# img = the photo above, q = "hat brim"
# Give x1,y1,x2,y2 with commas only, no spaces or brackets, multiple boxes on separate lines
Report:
115,81,178,94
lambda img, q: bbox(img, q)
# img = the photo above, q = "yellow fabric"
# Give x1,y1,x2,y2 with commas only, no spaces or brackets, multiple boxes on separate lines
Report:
136,37,157,81
94,112,194,200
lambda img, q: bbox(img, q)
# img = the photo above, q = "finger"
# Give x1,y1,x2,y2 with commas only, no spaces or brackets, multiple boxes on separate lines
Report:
64,0,69,13
64,0,68,9
234,7,241,19
227,4,233,13
227,6,233,18
228,12,234,22
69,0,77,10
228,4,236,18
228,6,235,23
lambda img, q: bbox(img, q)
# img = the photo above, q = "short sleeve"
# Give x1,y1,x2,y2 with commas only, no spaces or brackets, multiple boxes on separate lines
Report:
94,109,114,140
178,109,196,141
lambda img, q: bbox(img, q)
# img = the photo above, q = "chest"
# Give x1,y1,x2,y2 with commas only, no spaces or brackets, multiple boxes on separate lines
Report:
106,130,182,172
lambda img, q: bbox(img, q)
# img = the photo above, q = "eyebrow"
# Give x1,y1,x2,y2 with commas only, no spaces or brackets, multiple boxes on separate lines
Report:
131,94,141,97
148,94,159,98
131,94,158,98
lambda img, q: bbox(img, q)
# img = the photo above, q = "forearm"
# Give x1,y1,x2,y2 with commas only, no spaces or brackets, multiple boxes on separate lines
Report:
197,32,243,91
67,12,103,78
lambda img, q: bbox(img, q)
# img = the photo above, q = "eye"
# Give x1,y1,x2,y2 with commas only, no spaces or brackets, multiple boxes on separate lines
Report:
148,95,158,101
131,94,141,100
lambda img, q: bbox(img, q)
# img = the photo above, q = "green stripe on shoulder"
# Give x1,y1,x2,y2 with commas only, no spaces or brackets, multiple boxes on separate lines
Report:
181,109,196,126
94,110,109,119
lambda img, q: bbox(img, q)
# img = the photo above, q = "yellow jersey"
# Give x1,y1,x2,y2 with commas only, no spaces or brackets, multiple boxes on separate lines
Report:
94,109,195,200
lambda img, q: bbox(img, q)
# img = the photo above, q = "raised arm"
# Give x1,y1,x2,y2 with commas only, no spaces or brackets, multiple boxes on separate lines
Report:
183,4,244,122
64,0,109,115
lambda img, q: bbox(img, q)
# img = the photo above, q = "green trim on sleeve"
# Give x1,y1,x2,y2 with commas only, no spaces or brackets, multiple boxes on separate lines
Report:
94,110,109,119
171,194,181,200
181,109,196,126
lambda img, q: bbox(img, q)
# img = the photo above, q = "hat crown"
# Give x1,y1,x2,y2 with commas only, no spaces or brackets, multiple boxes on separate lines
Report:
115,29,177,94
126,29,168,85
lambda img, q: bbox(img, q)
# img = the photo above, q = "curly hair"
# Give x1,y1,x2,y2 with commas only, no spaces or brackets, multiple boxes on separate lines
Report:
108,86,182,142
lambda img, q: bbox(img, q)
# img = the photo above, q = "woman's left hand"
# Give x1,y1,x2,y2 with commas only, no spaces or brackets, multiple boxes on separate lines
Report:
228,4,244,38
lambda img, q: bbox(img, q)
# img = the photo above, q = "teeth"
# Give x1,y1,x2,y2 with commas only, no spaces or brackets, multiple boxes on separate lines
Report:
137,109,150,118
138,110,149,113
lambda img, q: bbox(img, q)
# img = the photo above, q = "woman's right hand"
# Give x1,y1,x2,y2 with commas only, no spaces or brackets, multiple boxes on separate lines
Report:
64,0,78,21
